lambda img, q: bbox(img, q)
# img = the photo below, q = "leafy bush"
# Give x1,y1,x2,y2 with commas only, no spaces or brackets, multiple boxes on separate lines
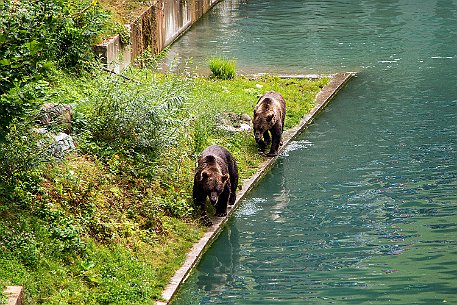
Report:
209,57,236,80
74,72,192,177
0,119,51,207
0,79,51,139
0,0,109,133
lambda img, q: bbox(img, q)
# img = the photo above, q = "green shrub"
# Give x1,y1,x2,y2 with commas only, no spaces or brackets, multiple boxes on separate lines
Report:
209,57,236,80
0,79,53,139
0,0,109,133
0,119,51,207
72,71,192,178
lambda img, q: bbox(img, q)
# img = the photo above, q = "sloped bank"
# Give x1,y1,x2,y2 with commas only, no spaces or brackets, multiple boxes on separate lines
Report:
157,72,355,305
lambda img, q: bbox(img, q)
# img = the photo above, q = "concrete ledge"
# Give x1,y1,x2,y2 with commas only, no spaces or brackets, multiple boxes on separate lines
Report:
3,286,23,305
157,72,356,304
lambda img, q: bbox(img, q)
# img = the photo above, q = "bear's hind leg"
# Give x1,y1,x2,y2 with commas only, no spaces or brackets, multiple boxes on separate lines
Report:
228,160,238,206
193,187,212,226
228,193,236,206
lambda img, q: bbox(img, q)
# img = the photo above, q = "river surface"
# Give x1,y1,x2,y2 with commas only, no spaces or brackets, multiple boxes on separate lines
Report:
167,0,457,304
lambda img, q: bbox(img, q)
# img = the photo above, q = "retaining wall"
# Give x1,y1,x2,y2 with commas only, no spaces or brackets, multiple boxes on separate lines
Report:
94,0,222,72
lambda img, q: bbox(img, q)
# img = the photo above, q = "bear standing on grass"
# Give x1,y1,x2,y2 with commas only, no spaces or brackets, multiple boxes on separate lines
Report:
253,91,286,157
193,145,239,226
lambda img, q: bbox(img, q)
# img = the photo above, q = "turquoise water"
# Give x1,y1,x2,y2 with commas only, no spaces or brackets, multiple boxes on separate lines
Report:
168,0,457,304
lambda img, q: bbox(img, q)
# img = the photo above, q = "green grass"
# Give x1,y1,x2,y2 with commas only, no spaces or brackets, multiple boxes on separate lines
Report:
1,289,6,305
0,66,329,304
208,57,237,80
188,74,328,178
98,0,153,23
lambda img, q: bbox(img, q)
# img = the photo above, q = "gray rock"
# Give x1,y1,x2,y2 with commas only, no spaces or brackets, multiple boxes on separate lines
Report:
217,112,252,133
37,103,73,133
50,132,75,158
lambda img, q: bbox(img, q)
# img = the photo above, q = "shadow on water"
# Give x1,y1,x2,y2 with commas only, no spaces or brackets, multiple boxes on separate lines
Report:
168,0,457,304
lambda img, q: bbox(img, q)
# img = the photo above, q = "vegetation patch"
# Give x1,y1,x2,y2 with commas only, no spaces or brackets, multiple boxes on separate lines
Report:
1,289,6,305
98,0,152,24
209,57,237,80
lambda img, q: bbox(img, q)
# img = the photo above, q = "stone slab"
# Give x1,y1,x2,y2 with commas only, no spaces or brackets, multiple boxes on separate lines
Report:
3,286,23,305
157,72,355,304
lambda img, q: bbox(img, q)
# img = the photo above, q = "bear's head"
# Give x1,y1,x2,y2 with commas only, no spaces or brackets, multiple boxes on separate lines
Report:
252,111,275,142
199,164,230,205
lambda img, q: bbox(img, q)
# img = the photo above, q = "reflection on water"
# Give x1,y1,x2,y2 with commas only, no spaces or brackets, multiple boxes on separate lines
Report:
170,0,457,304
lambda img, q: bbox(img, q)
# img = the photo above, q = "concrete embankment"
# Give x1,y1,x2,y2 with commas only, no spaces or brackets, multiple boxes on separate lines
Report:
157,72,356,305
94,0,222,72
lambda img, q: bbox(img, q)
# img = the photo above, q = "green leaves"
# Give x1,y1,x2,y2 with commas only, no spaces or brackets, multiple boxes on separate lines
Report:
76,72,192,178
0,0,109,132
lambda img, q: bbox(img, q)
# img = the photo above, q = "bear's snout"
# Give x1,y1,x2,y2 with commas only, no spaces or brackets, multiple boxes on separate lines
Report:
254,131,262,142
210,192,219,204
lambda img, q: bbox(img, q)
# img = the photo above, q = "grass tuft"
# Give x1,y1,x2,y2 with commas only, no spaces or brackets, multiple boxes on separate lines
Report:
209,57,237,80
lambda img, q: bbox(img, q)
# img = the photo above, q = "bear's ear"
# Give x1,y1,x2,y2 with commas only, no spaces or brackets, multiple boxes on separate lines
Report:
200,171,209,181
266,113,274,122
222,173,229,183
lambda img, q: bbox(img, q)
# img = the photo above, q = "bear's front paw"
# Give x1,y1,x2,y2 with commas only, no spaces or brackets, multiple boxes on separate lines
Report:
200,215,213,227
257,140,266,149
215,211,227,217
266,152,278,157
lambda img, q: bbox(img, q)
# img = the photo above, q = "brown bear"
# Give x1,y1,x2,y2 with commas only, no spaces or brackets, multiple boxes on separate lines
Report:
253,91,286,157
193,145,239,226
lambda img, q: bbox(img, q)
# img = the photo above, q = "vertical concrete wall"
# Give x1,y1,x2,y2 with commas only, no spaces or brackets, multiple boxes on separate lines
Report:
95,0,222,71
93,34,131,73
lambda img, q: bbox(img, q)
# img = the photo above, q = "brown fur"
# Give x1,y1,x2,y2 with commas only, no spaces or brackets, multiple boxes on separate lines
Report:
193,145,239,226
253,91,286,156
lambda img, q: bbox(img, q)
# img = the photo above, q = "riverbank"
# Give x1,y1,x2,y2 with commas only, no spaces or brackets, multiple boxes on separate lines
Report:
0,66,331,304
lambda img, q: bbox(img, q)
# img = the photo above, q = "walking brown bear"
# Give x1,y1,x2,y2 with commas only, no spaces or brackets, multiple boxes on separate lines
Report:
193,145,239,226
253,91,286,157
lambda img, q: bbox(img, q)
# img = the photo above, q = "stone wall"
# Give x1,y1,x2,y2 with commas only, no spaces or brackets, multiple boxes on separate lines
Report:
95,0,222,72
